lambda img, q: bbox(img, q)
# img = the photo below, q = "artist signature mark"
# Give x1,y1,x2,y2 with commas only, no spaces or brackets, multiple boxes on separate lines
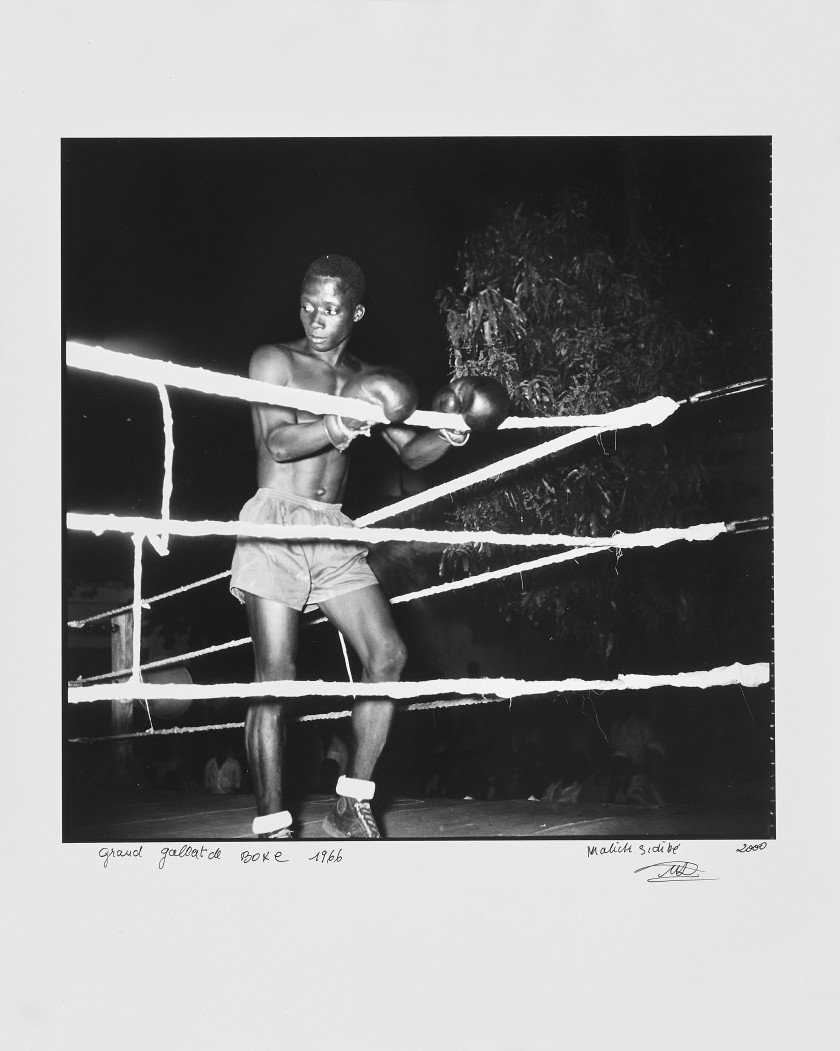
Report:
634,860,717,882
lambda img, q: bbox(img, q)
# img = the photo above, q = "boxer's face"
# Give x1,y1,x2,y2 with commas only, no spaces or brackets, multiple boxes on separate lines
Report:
300,276,364,353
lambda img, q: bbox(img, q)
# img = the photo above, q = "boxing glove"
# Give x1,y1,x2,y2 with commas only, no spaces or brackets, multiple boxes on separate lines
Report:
432,376,511,431
325,367,419,451
341,367,419,423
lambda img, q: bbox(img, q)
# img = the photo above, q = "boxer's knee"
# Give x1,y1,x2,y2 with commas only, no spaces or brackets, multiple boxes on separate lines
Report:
365,635,407,682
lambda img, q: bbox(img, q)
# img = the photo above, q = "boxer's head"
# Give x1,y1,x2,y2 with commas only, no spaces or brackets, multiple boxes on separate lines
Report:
302,254,366,309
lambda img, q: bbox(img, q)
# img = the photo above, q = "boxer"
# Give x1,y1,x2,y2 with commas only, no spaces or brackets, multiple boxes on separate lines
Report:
231,254,508,839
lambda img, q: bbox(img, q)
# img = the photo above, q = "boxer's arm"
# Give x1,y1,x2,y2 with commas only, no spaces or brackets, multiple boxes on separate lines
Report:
381,424,455,470
250,345,334,461
383,375,511,469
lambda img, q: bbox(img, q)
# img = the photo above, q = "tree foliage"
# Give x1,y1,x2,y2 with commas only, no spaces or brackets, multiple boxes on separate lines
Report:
435,194,760,670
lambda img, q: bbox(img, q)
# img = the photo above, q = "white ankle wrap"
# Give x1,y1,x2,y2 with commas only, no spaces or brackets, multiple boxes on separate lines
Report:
252,810,292,836
336,775,375,801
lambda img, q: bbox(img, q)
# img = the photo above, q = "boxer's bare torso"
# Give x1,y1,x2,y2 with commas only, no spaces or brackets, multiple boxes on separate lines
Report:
249,273,448,503
249,273,373,502
250,337,365,503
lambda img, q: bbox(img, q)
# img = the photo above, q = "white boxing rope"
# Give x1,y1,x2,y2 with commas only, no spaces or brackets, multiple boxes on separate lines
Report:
64,515,733,683
66,341,769,634
66,544,622,684
71,517,769,685
685,377,770,405
356,426,609,526
66,512,728,550
130,533,143,682
68,662,769,705
67,342,401,426
72,636,251,684
147,383,174,557
131,532,155,729
69,722,246,744
296,695,510,723
66,341,771,704
77,642,239,683
69,697,527,741
67,341,683,433
68,570,232,628
68,660,769,744
64,343,773,734
337,631,357,699
392,546,598,605
68,554,566,685
65,505,766,650
307,543,619,627
66,423,614,630
500,395,678,431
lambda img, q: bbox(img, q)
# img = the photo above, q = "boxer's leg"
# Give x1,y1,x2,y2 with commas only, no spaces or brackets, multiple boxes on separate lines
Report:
318,584,406,838
244,592,300,837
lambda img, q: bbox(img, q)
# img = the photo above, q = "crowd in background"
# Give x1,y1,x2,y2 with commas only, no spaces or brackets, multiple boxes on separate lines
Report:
65,685,770,809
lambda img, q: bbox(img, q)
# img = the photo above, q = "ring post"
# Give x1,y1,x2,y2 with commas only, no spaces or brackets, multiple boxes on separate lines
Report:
110,611,135,786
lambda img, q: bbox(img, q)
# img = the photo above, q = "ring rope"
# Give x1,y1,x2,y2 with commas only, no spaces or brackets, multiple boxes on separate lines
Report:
146,383,174,557
66,344,763,544
355,427,607,525
66,500,768,633
68,518,769,685
63,427,613,546
68,662,769,705
70,543,617,685
67,341,699,431
67,514,732,549
66,425,611,628
68,694,515,743
60,694,567,744
130,533,143,681
68,570,233,628
66,369,769,632
130,531,158,729
69,660,771,744
307,517,768,622
685,377,770,404
67,341,767,430
66,345,770,722
67,663,770,742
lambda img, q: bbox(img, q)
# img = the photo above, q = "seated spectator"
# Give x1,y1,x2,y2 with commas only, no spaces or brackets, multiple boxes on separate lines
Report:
204,747,242,795
319,732,349,792
607,712,666,803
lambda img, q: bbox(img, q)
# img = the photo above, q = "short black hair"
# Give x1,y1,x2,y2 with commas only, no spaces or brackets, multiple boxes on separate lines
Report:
302,254,366,305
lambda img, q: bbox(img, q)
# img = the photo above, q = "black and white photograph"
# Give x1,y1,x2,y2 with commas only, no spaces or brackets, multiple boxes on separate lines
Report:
63,136,773,844
5,1,838,1048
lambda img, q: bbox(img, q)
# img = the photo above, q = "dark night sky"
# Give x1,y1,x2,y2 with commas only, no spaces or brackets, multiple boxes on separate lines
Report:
63,137,770,379
64,136,771,572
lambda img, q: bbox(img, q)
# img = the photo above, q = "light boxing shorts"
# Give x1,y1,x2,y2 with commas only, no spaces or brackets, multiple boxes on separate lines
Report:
230,488,379,612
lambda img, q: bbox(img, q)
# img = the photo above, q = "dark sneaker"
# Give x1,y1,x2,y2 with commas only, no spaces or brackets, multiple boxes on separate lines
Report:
323,795,381,839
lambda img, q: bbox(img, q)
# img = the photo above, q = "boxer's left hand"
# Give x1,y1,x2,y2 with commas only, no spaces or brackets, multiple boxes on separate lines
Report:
432,376,511,432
